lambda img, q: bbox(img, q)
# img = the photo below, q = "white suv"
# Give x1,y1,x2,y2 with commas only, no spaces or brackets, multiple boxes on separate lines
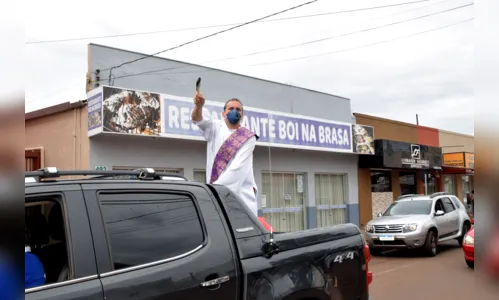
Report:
364,192,472,256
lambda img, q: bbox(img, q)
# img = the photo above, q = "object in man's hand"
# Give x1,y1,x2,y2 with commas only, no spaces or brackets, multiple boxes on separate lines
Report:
196,77,201,92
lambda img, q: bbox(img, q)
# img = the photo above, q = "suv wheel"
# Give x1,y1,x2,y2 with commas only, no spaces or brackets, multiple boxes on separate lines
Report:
458,223,471,247
423,230,438,257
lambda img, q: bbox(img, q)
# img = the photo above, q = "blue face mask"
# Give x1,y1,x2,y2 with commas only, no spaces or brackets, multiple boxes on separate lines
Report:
226,109,241,125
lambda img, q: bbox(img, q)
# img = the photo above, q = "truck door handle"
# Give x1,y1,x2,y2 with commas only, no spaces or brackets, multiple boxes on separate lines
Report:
201,275,230,290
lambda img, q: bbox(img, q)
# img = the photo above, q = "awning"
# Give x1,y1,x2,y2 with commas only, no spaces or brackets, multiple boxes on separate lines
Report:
442,165,474,175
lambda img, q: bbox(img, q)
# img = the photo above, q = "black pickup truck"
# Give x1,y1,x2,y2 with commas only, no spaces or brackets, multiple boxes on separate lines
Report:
24,168,373,300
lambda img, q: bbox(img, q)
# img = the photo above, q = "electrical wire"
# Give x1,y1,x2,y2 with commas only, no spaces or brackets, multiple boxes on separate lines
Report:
101,1,472,82
115,17,472,78
26,0,428,45
207,3,473,63
102,0,321,81
250,18,473,67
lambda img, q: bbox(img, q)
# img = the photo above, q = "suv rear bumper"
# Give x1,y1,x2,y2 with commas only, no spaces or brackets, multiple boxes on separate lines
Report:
365,232,428,249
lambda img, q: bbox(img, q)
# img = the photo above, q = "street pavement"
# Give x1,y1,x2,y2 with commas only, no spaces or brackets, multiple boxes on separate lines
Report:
369,240,495,300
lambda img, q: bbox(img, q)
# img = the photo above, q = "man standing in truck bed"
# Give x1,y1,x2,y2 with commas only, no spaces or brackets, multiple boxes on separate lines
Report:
191,92,259,217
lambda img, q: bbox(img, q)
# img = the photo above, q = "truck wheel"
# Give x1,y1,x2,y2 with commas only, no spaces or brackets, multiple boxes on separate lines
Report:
423,230,438,257
458,223,471,247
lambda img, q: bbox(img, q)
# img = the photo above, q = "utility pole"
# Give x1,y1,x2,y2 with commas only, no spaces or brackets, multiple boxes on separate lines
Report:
416,114,419,125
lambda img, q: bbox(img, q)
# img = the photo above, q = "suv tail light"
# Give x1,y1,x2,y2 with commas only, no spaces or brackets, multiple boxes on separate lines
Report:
364,244,373,288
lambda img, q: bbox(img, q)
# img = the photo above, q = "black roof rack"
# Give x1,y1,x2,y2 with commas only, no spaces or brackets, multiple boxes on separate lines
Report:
25,167,188,183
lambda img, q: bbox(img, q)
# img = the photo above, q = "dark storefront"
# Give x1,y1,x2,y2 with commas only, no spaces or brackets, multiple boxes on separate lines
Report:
359,140,443,220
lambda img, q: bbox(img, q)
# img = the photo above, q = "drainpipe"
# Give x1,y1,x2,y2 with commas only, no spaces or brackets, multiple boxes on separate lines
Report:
73,108,77,171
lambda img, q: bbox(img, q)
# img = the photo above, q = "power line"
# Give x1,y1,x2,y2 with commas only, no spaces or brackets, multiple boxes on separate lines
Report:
26,0,428,45
190,4,474,66
371,0,455,20
29,20,473,107
103,0,322,84
102,1,472,82
250,18,473,67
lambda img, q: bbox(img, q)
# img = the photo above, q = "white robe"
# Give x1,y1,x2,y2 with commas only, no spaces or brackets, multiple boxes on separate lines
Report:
193,110,258,217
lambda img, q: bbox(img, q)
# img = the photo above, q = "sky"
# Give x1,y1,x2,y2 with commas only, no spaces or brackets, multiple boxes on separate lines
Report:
25,0,474,135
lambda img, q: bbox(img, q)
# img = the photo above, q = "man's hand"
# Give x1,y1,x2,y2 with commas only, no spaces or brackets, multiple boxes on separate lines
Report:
192,92,204,122
194,92,205,108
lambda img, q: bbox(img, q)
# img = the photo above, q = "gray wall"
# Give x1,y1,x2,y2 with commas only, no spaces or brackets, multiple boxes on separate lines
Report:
89,44,354,123
89,134,359,226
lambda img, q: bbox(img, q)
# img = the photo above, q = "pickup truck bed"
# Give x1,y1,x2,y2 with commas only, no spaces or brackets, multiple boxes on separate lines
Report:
24,168,372,300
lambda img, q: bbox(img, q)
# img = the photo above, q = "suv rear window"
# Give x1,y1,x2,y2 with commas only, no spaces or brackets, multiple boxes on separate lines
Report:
450,197,462,209
98,192,204,270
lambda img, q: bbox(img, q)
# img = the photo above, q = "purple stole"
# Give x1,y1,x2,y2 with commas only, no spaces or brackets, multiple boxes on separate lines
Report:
210,127,257,184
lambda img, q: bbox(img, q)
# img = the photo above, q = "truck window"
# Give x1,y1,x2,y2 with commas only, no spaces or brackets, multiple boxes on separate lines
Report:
25,198,71,289
98,192,205,270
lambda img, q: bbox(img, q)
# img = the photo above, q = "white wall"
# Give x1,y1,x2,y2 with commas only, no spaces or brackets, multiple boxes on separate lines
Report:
89,134,359,209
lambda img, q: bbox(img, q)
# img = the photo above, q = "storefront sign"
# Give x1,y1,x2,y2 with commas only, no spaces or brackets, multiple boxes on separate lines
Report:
86,86,375,154
359,140,442,170
464,153,474,169
400,144,430,168
296,175,304,193
352,124,375,154
87,91,103,136
443,152,465,167
442,152,474,170
164,97,352,152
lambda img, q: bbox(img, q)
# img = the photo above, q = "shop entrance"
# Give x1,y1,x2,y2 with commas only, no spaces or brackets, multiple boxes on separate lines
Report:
261,172,306,232
399,171,417,195
444,175,457,195
25,149,42,171
315,173,347,228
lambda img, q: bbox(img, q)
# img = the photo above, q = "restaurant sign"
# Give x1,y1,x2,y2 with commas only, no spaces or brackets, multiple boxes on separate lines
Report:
86,85,375,154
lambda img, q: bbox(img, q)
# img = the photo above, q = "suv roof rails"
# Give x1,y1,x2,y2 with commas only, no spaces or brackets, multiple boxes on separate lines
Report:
429,192,449,198
25,167,188,183
397,194,424,200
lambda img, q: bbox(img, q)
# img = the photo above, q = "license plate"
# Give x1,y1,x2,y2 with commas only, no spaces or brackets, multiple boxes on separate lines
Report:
379,235,395,241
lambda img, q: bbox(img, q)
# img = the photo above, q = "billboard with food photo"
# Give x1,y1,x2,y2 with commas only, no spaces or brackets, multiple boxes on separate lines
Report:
101,86,161,136
352,124,375,154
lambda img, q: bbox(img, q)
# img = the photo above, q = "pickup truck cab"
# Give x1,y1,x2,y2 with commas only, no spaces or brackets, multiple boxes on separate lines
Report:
25,168,373,300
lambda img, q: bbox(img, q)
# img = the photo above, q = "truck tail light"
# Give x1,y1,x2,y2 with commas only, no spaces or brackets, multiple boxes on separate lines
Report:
258,216,274,232
364,244,373,288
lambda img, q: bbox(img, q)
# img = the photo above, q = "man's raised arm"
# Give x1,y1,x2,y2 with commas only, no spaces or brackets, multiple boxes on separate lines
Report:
191,92,215,141
191,92,204,122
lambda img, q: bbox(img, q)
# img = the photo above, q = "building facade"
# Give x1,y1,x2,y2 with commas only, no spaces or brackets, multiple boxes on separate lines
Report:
25,101,89,171
86,84,370,232
439,130,474,201
79,43,377,232
354,113,444,228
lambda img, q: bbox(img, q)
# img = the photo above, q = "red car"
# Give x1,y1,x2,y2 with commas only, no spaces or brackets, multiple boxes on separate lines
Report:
463,227,474,268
